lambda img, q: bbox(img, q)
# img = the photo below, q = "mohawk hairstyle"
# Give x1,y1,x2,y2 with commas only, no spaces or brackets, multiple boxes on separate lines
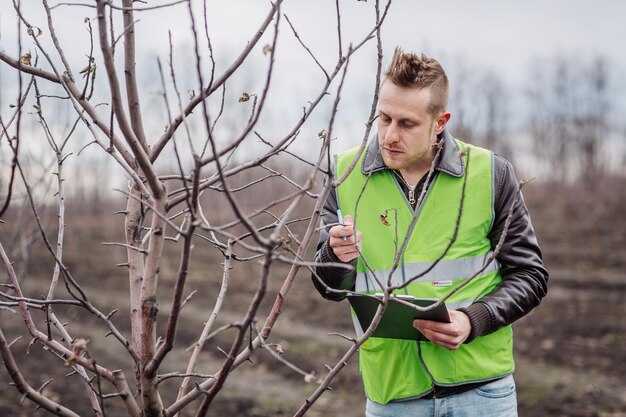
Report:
384,47,449,115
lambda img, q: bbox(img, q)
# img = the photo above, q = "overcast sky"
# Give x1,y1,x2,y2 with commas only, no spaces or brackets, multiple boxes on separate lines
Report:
2,0,624,85
1,0,625,166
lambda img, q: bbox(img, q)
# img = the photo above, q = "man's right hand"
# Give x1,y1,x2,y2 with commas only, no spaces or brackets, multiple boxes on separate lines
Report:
329,215,363,262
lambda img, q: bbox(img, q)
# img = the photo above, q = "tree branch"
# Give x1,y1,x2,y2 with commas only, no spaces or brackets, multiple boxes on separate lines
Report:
122,0,149,152
95,0,163,198
0,328,81,417
175,242,232,405
150,0,285,162
0,50,60,83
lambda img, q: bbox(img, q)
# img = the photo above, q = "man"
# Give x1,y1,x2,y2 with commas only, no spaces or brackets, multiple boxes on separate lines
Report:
312,48,548,417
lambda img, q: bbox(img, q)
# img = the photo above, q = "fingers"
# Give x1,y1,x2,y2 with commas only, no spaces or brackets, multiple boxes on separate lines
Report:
332,214,354,237
413,311,471,350
329,215,362,262
330,231,362,262
413,319,462,350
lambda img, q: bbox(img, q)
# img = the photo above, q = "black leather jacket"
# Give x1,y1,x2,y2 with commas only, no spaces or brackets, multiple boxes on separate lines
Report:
312,131,548,342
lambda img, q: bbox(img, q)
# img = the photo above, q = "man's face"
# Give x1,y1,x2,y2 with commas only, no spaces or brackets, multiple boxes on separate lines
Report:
377,81,449,179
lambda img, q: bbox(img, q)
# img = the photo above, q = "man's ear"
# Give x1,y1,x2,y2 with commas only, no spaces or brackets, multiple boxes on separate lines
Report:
434,112,451,134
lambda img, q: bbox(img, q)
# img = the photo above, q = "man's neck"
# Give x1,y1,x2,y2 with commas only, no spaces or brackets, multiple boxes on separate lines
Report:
399,149,437,186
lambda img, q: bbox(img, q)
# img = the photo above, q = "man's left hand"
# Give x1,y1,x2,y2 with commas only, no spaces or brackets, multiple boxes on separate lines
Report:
413,310,471,350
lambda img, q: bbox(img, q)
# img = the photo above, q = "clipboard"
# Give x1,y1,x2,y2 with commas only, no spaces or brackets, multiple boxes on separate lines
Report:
348,293,450,340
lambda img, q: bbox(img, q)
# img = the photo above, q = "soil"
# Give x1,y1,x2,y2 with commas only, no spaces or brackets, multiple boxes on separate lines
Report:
1,179,625,416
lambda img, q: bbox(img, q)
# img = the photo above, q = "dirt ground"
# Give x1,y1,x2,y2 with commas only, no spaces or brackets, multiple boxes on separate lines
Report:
1,178,625,416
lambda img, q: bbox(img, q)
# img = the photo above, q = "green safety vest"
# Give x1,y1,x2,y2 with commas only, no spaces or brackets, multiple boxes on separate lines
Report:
336,139,514,404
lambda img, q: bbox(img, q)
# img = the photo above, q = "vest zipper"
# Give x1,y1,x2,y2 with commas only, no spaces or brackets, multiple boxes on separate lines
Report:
393,170,417,207
408,187,416,206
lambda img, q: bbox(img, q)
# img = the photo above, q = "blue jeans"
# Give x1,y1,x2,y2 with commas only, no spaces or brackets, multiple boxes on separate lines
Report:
365,375,517,417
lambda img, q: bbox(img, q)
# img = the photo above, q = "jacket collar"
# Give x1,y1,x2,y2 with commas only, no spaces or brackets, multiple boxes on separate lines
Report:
361,130,465,178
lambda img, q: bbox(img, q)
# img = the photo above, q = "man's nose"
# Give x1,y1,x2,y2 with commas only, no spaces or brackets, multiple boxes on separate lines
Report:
383,122,400,144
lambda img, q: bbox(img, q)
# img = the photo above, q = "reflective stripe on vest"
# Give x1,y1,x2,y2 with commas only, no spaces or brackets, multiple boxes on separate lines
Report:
355,251,500,292
336,139,514,404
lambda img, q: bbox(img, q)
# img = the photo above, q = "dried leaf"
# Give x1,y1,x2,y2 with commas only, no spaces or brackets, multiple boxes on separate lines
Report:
72,338,88,352
26,27,43,37
81,65,95,78
19,53,31,66
262,44,272,56
65,353,79,367
239,92,251,102
280,235,292,250
380,210,390,226
65,338,89,367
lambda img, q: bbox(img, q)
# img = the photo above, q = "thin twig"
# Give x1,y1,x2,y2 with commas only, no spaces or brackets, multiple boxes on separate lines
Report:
284,14,329,80
0,328,81,417
176,242,231,401
101,242,148,254
151,0,286,162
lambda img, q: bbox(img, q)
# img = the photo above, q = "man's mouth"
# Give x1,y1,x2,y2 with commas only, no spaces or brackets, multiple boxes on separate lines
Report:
383,148,402,157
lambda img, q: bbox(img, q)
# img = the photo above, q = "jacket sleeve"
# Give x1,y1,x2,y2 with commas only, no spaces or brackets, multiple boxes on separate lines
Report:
311,185,357,301
459,156,549,342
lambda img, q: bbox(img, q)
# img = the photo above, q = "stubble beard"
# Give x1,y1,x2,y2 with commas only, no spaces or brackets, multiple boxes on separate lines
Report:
384,123,438,171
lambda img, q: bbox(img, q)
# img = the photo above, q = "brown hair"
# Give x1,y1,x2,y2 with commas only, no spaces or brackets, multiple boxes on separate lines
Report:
384,47,449,115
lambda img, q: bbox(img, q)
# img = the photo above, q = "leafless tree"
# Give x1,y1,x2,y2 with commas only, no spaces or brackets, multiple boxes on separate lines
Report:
448,62,512,161
575,56,610,180
527,54,613,181
0,1,395,416
479,71,512,161
0,2,534,417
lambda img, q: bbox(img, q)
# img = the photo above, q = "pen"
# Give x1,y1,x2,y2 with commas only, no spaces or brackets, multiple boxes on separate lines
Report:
337,209,347,240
